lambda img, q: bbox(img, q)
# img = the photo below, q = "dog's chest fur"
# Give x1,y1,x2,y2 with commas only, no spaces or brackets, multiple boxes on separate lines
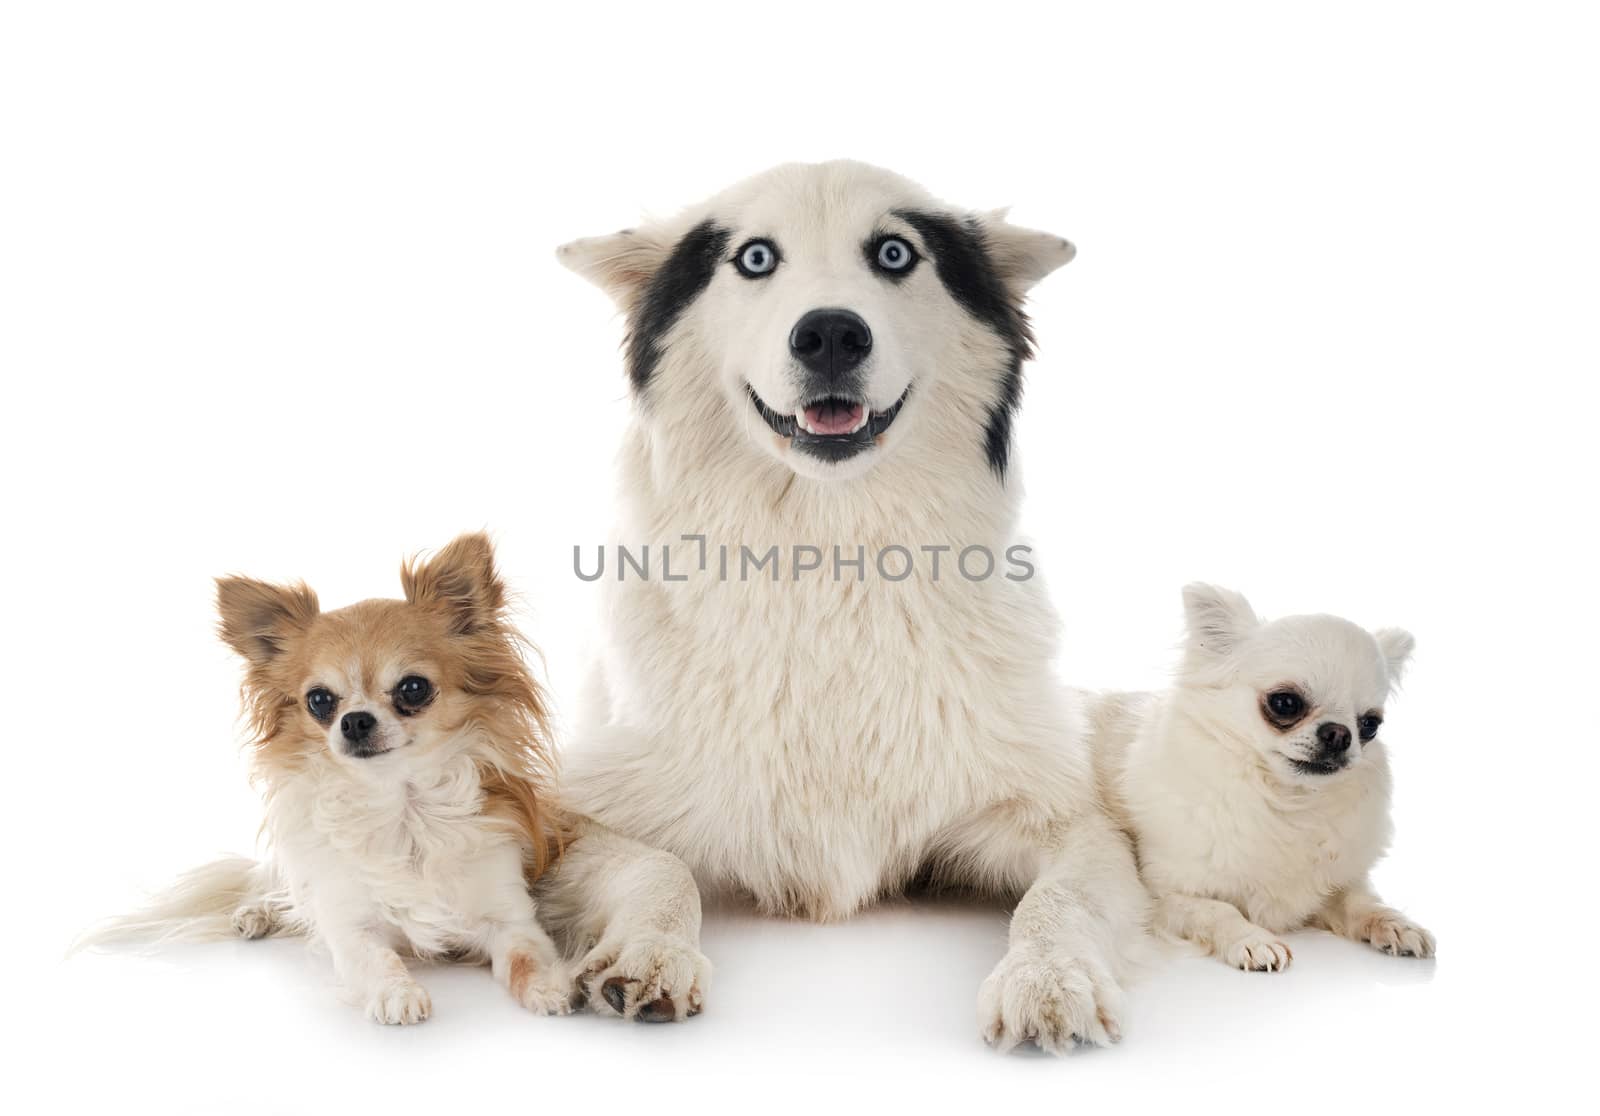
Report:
1109,698,1393,931
567,428,1084,920
268,751,513,955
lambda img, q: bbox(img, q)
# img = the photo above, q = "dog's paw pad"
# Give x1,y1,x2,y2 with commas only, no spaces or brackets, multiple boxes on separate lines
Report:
600,976,630,1015
366,979,432,1025
635,994,678,1023
1360,914,1435,959
1224,935,1293,972
977,951,1125,1054
580,934,710,1024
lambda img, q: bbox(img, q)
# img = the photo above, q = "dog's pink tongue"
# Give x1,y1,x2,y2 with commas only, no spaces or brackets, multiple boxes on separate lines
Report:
804,400,864,435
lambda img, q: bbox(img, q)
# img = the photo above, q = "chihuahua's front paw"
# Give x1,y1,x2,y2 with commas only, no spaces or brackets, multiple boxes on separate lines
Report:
1358,912,1435,958
366,978,432,1025
577,932,709,1023
230,902,276,940
1222,931,1293,972
978,949,1125,1053
506,948,573,1016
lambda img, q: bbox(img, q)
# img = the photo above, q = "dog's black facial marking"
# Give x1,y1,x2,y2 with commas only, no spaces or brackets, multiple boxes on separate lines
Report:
626,219,731,394
894,209,1034,480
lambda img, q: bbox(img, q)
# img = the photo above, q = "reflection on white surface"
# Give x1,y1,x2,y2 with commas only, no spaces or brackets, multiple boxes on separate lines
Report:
36,894,1488,1113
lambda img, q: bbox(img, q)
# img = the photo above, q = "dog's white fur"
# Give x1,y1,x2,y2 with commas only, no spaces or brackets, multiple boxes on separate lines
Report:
552,161,1147,1051
257,741,570,1023
88,782,711,1026
1088,584,1435,971
89,754,571,1024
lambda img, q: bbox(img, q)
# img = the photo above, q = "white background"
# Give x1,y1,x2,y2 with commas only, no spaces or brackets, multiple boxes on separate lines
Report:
4,2,1596,1111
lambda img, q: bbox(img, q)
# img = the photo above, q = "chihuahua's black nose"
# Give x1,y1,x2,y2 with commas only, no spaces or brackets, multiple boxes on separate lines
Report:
341,710,377,744
789,308,872,382
1316,722,1352,755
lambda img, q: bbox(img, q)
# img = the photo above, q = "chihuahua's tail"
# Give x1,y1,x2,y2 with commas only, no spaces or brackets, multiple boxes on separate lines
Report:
70,856,305,955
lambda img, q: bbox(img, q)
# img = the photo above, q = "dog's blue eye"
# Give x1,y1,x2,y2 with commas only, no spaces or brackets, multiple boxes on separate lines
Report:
875,236,915,272
307,688,338,721
735,240,779,278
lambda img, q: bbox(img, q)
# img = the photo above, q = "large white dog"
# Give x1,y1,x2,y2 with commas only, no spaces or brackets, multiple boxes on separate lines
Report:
540,161,1146,1051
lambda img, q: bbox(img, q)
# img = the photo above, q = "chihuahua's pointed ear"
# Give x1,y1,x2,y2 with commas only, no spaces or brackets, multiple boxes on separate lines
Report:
556,224,679,310
980,208,1076,293
402,532,506,637
1181,582,1261,659
216,577,319,667
1374,627,1416,687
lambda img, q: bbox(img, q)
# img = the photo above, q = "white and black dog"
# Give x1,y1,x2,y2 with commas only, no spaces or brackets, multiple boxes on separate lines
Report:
544,161,1146,1051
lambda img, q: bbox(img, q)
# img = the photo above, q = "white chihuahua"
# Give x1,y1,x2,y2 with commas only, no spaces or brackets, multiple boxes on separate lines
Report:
1089,584,1435,971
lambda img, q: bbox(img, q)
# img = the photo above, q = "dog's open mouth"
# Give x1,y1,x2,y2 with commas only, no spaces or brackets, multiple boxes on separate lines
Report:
747,384,910,463
1288,758,1346,777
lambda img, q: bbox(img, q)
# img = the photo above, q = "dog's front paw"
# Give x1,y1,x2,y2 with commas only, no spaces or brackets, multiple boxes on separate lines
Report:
1222,931,1293,972
1358,912,1435,958
506,948,574,1016
230,902,276,940
978,950,1125,1053
577,933,710,1023
365,978,432,1025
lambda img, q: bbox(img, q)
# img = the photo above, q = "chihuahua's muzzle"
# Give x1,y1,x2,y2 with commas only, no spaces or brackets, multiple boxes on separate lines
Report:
341,710,385,759
1291,721,1353,776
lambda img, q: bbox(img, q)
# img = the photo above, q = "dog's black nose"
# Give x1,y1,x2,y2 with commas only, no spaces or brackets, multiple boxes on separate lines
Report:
1316,722,1352,755
341,710,377,743
789,308,872,380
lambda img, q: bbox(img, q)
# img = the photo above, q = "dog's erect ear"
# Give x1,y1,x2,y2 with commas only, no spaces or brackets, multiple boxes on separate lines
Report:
556,225,679,309
216,577,319,667
402,532,506,636
980,209,1076,292
1181,583,1261,658
1374,627,1416,687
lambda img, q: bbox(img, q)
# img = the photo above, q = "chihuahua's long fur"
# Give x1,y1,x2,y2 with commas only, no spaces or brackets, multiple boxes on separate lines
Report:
1088,584,1435,972
84,533,571,1024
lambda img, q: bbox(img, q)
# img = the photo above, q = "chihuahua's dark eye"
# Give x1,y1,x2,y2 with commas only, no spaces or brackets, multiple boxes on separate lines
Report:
394,675,434,714
734,239,779,278
306,688,338,722
1265,691,1305,721
1358,713,1383,742
870,235,918,275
